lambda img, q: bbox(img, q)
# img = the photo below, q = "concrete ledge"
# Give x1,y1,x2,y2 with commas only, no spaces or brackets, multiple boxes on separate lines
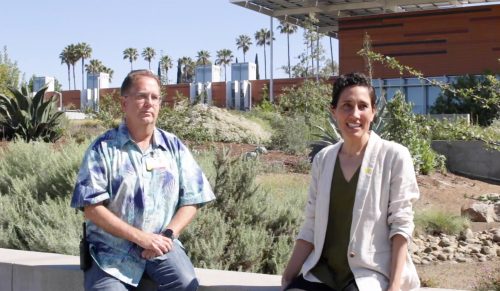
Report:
0,248,466,291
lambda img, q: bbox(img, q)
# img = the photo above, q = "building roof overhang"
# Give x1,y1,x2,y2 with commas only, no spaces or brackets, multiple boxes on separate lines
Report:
231,0,500,37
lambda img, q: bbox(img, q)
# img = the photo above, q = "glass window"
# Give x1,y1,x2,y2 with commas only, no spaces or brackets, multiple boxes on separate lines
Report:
385,78,403,86
407,86,425,114
386,88,403,100
405,78,422,86
427,86,442,112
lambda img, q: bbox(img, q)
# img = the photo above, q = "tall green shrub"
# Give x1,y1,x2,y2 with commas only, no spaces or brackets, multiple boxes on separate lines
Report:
277,79,332,120
94,92,122,129
385,92,445,174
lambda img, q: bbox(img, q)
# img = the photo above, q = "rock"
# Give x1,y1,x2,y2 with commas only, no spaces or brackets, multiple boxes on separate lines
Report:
461,201,496,222
439,237,452,247
411,255,421,264
482,239,493,247
437,253,447,261
421,258,431,265
469,245,481,254
244,151,257,160
495,203,500,222
423,247,432,253
255,146,268,155
478,256,487,262
497,248,500,257
459,228,474,240
481,246,493,255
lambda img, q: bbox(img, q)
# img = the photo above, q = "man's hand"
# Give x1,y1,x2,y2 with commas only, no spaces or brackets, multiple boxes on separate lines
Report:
138,232,173,259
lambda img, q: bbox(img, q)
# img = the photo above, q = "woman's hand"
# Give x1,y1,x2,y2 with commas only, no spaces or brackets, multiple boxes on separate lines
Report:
280,275,292,290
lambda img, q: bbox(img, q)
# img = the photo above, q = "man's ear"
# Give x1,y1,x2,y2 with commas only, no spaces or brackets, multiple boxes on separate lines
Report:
120,96,126,111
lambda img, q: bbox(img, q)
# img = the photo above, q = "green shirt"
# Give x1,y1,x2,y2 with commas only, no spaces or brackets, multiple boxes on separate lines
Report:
311,156,360,290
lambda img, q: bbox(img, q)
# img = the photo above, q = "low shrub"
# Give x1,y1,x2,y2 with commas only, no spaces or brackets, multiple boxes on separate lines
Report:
65,119,107,143
425,117,500,151
0,194,82,255
182,149,305,274
0,142,307,275
157,98,271,145
414,209,470,236
0,141,85,254
269,114,312,155
0,141,86,200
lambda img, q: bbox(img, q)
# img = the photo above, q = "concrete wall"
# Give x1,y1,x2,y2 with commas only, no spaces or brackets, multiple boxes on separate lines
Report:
0,248,460,291
432,140,500,182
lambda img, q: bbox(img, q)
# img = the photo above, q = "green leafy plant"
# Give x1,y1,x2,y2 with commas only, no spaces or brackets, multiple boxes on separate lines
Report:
0,85,64,142
277,79,332,120
431,74,500,127
94,92,122,129
385,92,445,174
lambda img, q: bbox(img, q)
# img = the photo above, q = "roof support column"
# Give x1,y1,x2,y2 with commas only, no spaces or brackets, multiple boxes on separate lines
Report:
270,15,274,103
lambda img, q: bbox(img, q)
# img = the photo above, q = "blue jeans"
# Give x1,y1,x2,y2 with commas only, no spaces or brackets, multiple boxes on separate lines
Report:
84,241,199,291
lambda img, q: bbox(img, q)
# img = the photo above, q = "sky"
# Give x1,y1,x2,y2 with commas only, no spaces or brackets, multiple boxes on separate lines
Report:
0,0,339,90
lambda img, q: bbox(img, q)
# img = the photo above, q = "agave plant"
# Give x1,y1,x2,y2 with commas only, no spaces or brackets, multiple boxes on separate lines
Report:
308,93,388,161
0,85,64,142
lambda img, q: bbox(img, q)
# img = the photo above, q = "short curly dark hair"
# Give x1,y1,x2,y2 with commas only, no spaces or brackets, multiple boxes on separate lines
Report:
331,72,376,108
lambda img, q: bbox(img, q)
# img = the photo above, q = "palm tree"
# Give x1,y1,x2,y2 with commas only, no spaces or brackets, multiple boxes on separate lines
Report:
180,57,195,83
236,35,252,63
278,21,298,78
60,44,79,90
75,42,92,90
160,55,173,84
85,59,113,85
142,47,156,70
123,48,138,71
59,46,74,90
215,49,234,81
102,67,114,83
196,50,211,66
85,59,103,74
254,28,273,79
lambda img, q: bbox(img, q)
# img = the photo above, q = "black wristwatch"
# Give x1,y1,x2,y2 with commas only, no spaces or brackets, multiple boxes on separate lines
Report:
163,228,174,239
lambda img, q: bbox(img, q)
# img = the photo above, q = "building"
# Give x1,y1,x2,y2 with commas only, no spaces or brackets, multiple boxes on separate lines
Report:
231,0,500,113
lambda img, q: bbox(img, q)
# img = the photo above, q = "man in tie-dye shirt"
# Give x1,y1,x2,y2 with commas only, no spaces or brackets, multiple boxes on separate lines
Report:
71,70,215,291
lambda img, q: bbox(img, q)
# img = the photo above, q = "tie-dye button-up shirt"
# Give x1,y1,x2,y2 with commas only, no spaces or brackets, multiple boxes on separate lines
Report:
70,123,215,286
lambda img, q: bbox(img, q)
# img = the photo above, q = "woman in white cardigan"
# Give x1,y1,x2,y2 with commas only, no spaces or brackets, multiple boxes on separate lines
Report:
281,73,420,291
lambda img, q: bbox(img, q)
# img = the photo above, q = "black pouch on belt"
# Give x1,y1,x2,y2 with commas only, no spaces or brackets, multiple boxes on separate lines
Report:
79,222,92,271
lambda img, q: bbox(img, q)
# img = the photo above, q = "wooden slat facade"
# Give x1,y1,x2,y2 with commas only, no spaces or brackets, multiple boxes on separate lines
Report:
339,5,500,78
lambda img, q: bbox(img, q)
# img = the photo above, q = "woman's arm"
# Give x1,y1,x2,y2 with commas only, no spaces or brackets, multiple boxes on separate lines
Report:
388,234,408,291
281,239,314,290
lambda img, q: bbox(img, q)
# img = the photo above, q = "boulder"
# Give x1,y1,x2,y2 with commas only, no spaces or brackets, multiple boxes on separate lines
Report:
461,201,496,222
